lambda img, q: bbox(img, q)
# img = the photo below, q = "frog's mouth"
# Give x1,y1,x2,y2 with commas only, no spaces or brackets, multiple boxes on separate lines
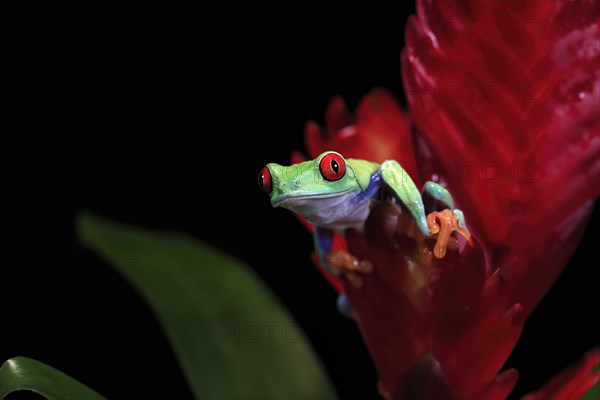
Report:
271,189,354,208
272,188,365,227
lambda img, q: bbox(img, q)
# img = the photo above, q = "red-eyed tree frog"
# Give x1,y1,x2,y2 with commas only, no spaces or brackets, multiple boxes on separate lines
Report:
258,151,468,315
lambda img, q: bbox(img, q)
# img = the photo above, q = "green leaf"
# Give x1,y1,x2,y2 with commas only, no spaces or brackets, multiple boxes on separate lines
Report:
76,212,336,400
0,357,104,400
581,383,599,400
581,362,600,400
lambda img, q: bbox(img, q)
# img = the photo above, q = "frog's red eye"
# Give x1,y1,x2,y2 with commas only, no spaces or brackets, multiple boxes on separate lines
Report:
258,166,272,193
319,152,346,181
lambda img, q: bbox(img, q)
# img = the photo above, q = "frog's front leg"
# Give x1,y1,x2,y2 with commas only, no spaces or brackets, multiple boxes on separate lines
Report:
421,181,467,229
380,160,430,236
421,181,471,258
421,181,455,210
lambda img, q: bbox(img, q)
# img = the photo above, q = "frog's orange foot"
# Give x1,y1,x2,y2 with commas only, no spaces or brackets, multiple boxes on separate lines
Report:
326,250,373,289
427,209,471,259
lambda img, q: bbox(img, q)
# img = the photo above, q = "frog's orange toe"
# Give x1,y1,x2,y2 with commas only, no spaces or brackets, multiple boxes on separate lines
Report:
427,210,470,259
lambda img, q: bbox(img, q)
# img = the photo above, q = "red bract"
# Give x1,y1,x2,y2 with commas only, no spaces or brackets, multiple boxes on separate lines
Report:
296,0,599,398
523,349,600,400
304,88,420,185
343,203,524,399
402,0,600,314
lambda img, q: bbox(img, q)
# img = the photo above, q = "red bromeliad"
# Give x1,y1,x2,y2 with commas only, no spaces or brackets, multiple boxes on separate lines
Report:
292,0,599,399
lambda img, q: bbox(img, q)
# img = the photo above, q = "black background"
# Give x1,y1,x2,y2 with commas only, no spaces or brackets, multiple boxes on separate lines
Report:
5,3,599,399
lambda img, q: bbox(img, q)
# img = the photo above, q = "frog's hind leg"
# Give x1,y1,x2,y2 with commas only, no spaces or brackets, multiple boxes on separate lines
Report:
314,227,371,318
336,293,354,319
313,226,337,275
326,250,372,320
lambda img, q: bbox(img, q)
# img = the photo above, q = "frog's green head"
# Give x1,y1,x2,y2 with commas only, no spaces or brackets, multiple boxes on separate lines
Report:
258,151,361,221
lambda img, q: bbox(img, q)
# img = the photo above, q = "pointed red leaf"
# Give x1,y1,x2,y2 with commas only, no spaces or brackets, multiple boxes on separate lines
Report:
403,0,600,313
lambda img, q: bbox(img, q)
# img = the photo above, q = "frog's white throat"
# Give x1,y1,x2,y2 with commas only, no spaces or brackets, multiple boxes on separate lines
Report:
274,190,369,232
